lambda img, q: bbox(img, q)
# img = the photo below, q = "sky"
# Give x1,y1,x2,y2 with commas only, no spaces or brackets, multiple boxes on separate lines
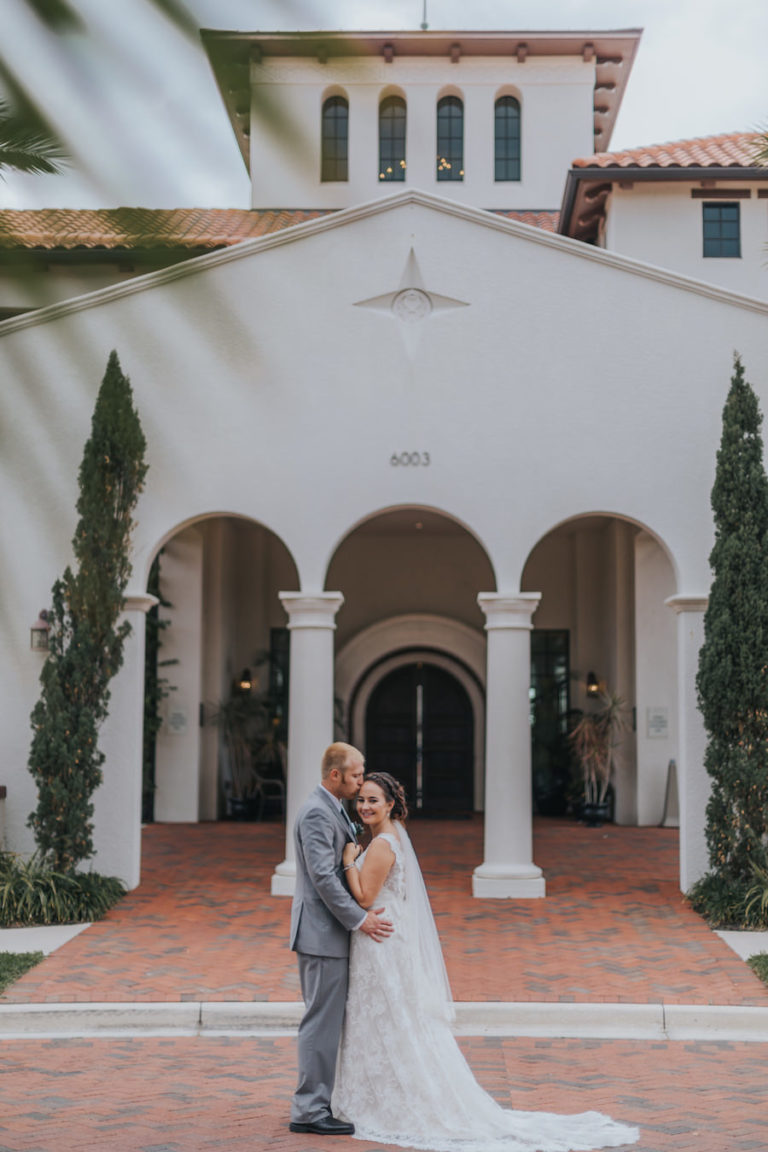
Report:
1,0,766,209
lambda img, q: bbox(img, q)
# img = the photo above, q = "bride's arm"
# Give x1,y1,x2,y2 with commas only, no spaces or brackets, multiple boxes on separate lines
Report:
343,838,395,908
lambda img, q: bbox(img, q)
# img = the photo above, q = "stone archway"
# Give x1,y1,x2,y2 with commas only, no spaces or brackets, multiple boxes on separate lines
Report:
521,514,678,828
145,514,299,825
336,614,486,810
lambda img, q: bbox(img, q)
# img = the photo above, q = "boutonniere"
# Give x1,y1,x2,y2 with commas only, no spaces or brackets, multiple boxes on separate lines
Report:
352,821,364,840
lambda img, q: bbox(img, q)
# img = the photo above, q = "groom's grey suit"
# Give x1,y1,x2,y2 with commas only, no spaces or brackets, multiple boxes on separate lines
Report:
290,784,365,1125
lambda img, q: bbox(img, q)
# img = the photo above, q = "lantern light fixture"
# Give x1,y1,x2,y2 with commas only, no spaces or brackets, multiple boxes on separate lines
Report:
30,610,51,652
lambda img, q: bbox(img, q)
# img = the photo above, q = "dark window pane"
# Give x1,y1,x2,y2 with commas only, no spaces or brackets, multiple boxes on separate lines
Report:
379,96,406,182
494,96,521,182
703,202,740,258
321,96,348,182
436,95,464,181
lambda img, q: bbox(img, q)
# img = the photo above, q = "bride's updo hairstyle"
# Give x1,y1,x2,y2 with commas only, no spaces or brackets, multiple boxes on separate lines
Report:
364,771,408,821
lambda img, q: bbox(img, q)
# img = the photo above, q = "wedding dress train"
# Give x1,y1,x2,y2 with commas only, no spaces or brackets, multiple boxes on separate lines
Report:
332,828,639,1152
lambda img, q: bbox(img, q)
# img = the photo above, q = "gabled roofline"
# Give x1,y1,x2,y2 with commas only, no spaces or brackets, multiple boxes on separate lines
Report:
201,27,642,169
2,188,766,340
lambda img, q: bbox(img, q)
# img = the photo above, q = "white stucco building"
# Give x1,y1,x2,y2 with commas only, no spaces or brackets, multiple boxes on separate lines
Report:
1,28,767,898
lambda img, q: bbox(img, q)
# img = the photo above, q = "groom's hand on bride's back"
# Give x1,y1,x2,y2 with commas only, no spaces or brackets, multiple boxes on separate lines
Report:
358,907,394,942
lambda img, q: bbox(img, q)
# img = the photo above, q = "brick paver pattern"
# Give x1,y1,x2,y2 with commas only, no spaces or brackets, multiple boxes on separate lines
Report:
0,1034,766,1152
3,817,768,1151
3,817,766,1006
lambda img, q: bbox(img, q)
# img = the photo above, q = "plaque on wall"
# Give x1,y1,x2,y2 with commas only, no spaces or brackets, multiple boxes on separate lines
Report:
646,707,669,739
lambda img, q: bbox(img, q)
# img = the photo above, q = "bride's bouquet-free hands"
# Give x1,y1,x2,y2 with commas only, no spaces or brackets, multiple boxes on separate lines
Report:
343,841,363,870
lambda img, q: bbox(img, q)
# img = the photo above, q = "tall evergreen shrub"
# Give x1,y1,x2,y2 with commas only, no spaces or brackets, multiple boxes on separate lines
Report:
696,355,768,897
28,351,147,872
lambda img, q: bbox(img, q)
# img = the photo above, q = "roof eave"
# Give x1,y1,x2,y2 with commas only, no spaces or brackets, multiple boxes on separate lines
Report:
559,164,768,237
200,27,643,173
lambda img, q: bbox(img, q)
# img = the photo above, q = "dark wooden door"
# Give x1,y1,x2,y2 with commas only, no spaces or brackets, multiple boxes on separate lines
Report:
365,662,474,816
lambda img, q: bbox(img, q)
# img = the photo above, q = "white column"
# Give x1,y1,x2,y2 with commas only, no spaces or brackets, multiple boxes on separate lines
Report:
92,591,158,889
665,595,709,893
473,593,545,899
271,591,344,896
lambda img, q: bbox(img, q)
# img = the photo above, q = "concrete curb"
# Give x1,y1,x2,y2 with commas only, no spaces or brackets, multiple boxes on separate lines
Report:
2,1000,768,1042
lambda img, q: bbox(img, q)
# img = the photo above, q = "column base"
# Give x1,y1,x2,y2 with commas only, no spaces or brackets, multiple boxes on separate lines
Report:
271,860,296,897
472,863,546,899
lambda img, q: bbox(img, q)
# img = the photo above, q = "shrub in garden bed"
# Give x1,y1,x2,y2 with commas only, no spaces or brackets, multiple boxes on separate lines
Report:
0,853,125,927
0,951,44,993
748,954,768,986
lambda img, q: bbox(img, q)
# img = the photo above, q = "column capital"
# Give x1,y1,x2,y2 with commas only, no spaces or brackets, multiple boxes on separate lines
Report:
123,592,160,615
477,592,541,630
279,591,344,629
665,595,708,615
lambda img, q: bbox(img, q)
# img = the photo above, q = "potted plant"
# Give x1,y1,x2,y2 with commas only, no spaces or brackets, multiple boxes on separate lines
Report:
210,689,271,819
569,691,628,826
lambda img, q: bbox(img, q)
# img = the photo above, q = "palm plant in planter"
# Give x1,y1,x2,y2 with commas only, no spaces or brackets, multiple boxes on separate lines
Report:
210,690,271,818
569,691,628,826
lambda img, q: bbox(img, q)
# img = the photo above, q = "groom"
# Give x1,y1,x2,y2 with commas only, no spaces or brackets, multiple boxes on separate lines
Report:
289,742,393,1136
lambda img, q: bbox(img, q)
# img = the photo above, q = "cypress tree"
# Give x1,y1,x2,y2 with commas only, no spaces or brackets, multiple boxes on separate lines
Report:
28,350,148,872
696,355,768,894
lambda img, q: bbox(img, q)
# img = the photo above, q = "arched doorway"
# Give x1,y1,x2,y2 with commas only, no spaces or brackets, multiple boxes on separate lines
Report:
521,514,678,826
365,661,474,816
325,505,495,816
145,514,299,824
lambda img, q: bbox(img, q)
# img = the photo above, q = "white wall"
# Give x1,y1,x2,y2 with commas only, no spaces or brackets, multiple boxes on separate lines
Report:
606,184,768,301
3,195,768,879
250,55,594,210
0,259,192,316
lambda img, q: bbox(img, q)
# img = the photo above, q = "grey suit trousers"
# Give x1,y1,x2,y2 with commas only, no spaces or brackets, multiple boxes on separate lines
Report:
291,952,349,1123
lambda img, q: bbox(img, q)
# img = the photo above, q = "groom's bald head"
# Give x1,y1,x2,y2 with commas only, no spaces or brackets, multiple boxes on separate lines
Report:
322,742,363,780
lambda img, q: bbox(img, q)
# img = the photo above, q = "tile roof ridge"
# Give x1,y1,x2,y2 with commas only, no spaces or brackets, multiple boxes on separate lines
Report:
573,128,763,170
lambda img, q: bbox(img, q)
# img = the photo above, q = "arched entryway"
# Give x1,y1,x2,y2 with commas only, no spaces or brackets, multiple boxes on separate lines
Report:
145,513,299,824
365,661,474,816
521,514,678,827
325,505,495,817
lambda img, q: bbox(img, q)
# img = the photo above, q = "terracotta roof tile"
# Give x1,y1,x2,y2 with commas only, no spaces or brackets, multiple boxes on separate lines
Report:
0,208,334,250
0,205,561,251
573,131,763,171
491,209,560,232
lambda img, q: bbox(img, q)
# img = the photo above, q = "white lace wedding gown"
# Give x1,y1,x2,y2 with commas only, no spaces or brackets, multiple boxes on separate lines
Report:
332,829,639,1152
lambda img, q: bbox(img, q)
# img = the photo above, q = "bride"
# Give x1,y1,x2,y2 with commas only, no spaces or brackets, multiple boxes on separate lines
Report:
332,771,639,1152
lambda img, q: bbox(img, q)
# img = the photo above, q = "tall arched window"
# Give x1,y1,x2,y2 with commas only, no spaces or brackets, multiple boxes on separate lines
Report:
495,96,521,182
379,96,406,181
321,95,349,182
436,96,464,181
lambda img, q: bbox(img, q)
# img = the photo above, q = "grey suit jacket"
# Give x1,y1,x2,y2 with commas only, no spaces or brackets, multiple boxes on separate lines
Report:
290,784,364,957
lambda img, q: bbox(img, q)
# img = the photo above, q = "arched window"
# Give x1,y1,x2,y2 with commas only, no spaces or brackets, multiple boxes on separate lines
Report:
436,96,464,181
379,96,406,182
495,96,521,182
321,95,349,182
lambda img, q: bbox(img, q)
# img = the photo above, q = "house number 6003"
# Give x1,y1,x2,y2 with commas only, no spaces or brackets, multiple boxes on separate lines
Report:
390,451,431,466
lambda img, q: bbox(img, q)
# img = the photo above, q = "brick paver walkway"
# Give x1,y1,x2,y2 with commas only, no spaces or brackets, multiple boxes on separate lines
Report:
0,1034,767,1151
3,817,768,1151
3,816,766,1007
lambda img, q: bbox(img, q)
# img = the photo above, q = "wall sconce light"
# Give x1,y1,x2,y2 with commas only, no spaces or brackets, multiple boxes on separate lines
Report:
238,668,252,693
586,672,600,698
30,610,51,652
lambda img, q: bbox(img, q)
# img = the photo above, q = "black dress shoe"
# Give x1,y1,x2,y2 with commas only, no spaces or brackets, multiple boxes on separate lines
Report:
289,1116,355,1136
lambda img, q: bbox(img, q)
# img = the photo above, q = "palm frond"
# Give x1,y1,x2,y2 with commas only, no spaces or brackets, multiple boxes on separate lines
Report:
0,100,67,176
